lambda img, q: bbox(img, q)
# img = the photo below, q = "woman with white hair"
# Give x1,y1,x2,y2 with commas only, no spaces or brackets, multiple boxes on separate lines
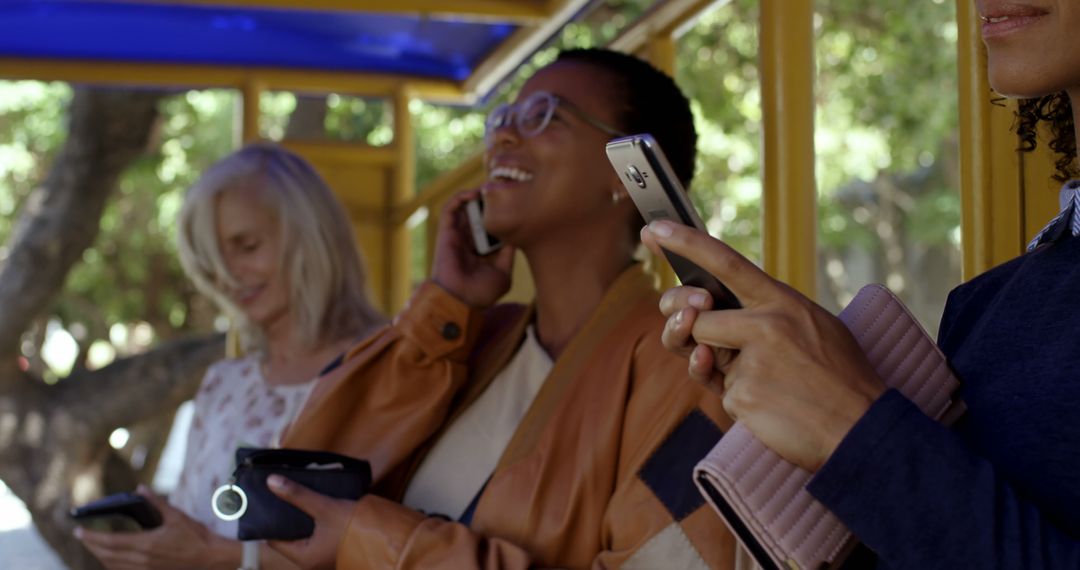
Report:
77,143,385,569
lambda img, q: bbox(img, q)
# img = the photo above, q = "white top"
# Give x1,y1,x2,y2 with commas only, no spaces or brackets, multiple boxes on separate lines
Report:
169,355,316,538
403,326,553,520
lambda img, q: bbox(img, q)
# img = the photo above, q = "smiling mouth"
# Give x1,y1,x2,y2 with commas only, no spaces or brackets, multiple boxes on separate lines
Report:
979,4,1050,23
488,166,534,183
978,5,1049,37
235,285,264,304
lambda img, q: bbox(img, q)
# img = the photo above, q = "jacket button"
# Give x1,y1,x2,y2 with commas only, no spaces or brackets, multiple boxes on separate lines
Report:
441,322,461,340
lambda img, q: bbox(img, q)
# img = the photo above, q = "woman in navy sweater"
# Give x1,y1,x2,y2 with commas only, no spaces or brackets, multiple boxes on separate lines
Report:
642,0,1080,567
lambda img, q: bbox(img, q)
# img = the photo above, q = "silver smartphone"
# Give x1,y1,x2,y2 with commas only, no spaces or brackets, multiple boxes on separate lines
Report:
606,134,740,309
465,197,502,256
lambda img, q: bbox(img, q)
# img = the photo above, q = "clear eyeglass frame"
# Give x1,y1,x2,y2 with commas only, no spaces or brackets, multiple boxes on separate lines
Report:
483,90,626,148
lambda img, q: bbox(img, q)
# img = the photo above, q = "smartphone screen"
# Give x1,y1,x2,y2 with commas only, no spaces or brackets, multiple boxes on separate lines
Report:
606,134,740,309
70,492,162,531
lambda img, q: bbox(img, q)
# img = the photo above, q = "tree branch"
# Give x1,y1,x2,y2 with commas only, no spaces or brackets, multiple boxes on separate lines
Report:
0,88,163,357
58,333,225,435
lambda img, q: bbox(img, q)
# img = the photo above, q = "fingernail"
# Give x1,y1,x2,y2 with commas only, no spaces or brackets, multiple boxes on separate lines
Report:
267,474,285,490
674,308,685,325
689,293,708,309
73,527,83,539
647,221,673,237
136,484,149,494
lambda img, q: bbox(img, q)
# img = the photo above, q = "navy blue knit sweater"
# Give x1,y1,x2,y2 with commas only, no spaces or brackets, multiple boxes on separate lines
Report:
807,234,1080,569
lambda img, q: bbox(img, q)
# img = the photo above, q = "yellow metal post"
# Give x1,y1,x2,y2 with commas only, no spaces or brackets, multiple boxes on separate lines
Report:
957,0,1020,279
760,0,816,297
389,86,416,312
241,79,263,144
641,35,677,74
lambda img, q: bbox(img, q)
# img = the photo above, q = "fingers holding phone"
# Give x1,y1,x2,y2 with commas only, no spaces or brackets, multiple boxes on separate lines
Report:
465,197,502,256
74,487,234,570
643,219,887,471
71,491,163,533
430,190,516,308
606,134,740,310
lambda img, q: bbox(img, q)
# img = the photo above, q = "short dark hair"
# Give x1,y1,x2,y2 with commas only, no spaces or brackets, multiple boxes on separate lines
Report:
556,48,698,188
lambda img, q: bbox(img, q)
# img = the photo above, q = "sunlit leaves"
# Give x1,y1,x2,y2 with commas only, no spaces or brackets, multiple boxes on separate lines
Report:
676,0,762,262
414,102,485,190
52,89,236,374
326,94,393,145
259,91,296,141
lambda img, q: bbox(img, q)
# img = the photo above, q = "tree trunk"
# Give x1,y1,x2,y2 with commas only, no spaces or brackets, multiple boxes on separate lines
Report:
0,87,226,570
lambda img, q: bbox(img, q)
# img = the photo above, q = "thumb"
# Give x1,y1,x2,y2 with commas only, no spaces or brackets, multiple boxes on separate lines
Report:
267,475,333,517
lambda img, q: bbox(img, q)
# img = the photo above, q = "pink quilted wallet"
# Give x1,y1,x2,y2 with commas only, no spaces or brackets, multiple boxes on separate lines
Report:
693,284,964,570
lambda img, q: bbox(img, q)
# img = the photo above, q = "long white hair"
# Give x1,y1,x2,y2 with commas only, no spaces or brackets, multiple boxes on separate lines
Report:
177,143,384,354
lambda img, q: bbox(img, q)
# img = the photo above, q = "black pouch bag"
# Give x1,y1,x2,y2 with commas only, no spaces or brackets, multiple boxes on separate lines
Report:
212,447,371,541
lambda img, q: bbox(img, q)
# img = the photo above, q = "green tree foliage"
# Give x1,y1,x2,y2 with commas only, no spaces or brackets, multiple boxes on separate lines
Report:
674,0,960,328
677,0,764,261
0,84,235,380
815,0,960,246
0,82,70,242
62,90,236,337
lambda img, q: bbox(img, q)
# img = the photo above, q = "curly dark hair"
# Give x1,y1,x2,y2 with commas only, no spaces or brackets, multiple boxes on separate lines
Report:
556,49,698,188
1016,92,1078,182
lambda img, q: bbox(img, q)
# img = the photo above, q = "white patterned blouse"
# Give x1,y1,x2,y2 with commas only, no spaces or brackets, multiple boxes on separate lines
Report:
168,355,315,538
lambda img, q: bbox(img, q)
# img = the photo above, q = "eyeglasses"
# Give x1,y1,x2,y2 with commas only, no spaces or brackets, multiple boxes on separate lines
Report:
484,90,626,148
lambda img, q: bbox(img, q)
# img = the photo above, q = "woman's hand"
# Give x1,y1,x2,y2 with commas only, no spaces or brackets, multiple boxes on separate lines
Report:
430,189,517,308
642,221,887,472
266,475,356,570
75,486,235,570
657,284,734,392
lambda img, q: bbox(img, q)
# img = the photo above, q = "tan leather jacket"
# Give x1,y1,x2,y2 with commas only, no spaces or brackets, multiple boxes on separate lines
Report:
283,265,737,569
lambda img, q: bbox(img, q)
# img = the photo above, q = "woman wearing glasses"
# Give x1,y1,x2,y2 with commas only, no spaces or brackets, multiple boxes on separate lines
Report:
265,49,739,569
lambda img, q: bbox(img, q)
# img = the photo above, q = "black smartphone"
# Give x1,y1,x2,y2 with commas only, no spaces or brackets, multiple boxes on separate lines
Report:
465,197,502,256
606,134,740,309
70,492,163,532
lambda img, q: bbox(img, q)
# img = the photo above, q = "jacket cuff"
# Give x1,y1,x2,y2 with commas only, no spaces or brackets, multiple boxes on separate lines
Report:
395,281,484,362
806,388,917,504
337,495,426,569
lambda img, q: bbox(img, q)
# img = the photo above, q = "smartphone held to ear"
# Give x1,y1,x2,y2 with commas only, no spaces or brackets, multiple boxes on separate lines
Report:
606,134,740,309
466,197,503,256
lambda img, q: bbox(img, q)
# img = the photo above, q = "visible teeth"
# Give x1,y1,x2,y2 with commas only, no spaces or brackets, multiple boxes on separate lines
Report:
989,16,1009,23
489,166,534,182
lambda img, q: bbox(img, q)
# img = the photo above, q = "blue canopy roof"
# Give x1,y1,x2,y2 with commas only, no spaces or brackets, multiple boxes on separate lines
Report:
0,1,520,81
